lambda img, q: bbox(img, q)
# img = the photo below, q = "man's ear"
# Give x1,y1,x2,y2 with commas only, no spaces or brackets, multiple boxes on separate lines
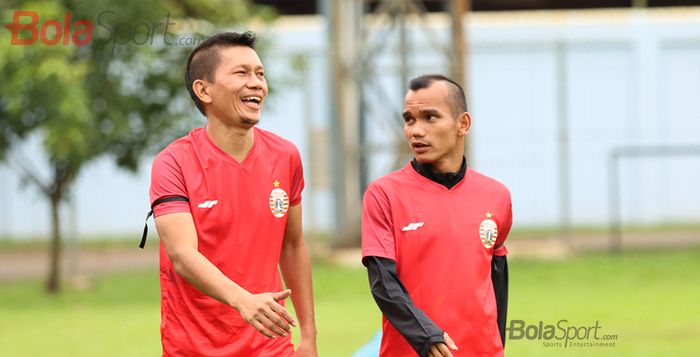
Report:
458,112,471,136
192,79,212,105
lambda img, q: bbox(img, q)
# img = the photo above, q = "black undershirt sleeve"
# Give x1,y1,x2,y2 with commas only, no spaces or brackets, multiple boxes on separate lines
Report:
491,254,509,346
363,256,445,357
376,157,507,351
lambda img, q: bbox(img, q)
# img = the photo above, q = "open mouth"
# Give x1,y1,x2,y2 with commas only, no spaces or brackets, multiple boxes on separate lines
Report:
241,95,262,108
412,142,429,148
412,142,430,153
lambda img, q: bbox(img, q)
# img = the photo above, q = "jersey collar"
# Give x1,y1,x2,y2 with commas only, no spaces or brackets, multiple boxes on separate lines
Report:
200,126,258,167
410,156,467,190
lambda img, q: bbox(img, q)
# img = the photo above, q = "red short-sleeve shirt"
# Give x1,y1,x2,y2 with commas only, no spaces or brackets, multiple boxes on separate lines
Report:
362,163,512,357
150,127,304,356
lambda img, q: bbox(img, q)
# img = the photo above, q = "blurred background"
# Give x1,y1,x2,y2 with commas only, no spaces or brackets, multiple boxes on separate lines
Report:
1,0,699,356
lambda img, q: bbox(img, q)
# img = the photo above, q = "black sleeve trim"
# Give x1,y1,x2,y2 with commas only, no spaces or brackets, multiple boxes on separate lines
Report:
139,195,189,249
491,254,509,347
364,256,444,357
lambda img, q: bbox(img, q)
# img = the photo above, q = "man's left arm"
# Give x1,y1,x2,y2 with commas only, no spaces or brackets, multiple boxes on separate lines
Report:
492,199,513,347
492,254,508,346
279,204,317,357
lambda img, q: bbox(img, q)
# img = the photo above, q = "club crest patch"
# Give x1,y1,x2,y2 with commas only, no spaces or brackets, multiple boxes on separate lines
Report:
269,180,290,218
479,212,498,249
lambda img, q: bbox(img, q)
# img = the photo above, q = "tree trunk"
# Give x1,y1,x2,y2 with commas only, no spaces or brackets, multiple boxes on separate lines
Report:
46,192,62,293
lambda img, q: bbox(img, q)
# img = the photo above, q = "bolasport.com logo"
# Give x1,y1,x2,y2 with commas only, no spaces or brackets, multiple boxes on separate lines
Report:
507,319,619,348
0,10,204,55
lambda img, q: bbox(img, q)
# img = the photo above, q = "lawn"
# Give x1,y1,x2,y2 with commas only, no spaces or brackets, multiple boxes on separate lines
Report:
1,248,698,356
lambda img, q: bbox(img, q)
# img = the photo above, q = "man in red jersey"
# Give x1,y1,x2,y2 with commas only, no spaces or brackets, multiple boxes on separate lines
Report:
362,74,512,357
148,32,317,356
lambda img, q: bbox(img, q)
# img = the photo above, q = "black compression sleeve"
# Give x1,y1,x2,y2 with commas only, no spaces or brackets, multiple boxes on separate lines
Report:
364,256,444,357
491,254,509,347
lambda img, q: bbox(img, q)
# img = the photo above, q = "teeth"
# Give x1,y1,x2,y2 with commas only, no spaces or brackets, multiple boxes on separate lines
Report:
242,96,261,103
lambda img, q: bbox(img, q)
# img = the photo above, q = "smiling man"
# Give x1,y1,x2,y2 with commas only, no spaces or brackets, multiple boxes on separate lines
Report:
148,32,317,356
361,74,512,357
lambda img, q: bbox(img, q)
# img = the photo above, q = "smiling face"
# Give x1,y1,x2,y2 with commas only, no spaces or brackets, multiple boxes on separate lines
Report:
402,80,471,173
195,45,268,128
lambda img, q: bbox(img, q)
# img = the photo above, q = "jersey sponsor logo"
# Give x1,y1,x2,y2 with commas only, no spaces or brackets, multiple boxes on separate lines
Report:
197,200,218,208
479,212,498,248
269,180,290,218
401,222,424,231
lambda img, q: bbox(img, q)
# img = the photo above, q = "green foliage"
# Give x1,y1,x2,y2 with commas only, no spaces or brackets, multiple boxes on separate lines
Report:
0,0,276,292
0,0,276,172
0,2,90,169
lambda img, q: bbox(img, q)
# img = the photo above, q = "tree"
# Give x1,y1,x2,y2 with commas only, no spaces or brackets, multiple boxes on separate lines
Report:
0,0,275,293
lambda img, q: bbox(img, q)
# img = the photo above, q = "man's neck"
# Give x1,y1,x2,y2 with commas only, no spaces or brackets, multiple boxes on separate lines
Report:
205,119,255,162
411,157,467,190
431,153,465,174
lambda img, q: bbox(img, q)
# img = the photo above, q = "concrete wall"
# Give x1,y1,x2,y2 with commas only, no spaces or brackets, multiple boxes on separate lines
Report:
1,8,699,238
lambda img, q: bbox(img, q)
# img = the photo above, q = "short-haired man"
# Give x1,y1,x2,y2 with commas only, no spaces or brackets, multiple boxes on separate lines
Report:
362,74,512,356
148,31,317,356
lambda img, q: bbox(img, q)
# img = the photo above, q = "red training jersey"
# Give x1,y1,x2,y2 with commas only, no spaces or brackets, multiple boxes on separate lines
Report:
150,127,304,356
362,163,512,357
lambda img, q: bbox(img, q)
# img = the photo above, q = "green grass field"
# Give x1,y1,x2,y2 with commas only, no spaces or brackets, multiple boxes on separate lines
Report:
1,248,698,356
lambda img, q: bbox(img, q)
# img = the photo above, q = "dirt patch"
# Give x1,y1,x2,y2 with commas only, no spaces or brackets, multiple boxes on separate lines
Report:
2,231,698,281
0,246,158,283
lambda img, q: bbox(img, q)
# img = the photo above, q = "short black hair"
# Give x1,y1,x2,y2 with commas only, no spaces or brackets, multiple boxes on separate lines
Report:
185,31,258,116
408,74,467,116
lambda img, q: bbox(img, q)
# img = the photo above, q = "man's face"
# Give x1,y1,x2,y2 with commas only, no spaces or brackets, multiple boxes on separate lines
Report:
402,81,469,169
206,45,268,127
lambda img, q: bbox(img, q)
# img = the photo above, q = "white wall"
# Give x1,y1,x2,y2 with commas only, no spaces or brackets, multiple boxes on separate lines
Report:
2,8,699,238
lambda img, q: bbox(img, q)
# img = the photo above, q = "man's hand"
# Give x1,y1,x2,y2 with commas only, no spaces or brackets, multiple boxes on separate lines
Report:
236,289,297,338
295,336,318,357
428,332,458,357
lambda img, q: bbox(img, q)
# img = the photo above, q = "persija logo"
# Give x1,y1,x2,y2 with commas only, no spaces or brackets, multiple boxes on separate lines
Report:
2,10,93,46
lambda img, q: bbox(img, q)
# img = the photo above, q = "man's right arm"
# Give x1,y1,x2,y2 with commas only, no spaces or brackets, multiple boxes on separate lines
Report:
364,256,455,357
362,184,458,357
154,212,296,338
